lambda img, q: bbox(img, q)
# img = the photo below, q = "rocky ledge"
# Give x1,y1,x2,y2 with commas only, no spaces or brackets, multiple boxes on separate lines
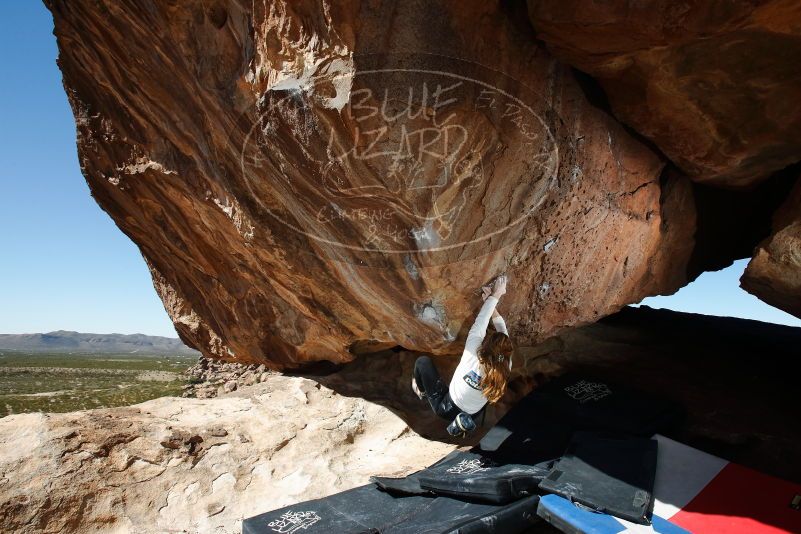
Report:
181,358,276,399
0,374,455,533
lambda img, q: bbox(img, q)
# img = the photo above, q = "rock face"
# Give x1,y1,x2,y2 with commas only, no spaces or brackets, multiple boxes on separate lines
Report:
742,178,801,317
0,375,455,533
46,0,697,367
528,0,801,187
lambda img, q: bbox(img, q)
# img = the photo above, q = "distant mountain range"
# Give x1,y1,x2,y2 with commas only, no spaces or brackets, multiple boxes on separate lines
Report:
0,331,200,355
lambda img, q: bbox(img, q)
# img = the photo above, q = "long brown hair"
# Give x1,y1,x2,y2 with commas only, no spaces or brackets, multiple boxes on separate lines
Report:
478,331,513,404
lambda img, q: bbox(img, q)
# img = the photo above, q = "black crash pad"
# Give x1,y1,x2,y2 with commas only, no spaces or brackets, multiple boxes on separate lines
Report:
241,482,541,534
372,449,552,504
538,432,658,525
372,449,463,496
480,373,682,455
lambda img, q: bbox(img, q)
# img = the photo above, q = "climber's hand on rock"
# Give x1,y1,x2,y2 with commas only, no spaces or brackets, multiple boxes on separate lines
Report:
492,274,507,298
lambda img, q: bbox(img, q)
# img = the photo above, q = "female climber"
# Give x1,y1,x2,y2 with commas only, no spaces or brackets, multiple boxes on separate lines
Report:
412,274,513,436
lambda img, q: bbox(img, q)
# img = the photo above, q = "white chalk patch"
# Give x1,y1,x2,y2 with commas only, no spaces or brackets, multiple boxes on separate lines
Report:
403,255,420,280
538,282,551,298
411,221,441,249
269,37,354,112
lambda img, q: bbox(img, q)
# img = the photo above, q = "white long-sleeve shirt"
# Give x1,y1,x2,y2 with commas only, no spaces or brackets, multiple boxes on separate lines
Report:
448,296,511,414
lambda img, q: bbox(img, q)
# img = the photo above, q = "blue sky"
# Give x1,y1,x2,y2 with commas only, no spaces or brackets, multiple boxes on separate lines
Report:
0,3,798,337
638,259,800,327
0,3,176,337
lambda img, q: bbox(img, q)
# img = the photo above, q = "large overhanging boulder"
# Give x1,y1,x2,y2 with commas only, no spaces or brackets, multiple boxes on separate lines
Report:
527,0,801,188
45,0,699,367
742,177,801,317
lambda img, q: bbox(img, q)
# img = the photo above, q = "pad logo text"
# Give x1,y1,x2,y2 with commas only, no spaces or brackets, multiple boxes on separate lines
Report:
564,380,611,404
446,458,491,475
268,510,322,533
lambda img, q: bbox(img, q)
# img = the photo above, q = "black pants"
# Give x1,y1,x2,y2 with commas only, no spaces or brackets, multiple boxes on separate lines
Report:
414,356,462,421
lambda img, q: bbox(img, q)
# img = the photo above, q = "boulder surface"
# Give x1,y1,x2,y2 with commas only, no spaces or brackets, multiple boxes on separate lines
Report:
528,0,801,187
46,0,697,366
742,177,801,317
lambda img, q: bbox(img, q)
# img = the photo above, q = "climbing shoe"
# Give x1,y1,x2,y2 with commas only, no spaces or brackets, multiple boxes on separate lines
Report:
447,412,477,437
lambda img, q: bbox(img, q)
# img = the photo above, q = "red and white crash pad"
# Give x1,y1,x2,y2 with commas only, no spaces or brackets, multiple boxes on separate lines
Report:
652,435,800,533
536,434,801,533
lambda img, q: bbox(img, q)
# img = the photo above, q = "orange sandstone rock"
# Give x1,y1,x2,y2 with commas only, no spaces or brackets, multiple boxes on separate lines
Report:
46,0,694,366
528,0,801,188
